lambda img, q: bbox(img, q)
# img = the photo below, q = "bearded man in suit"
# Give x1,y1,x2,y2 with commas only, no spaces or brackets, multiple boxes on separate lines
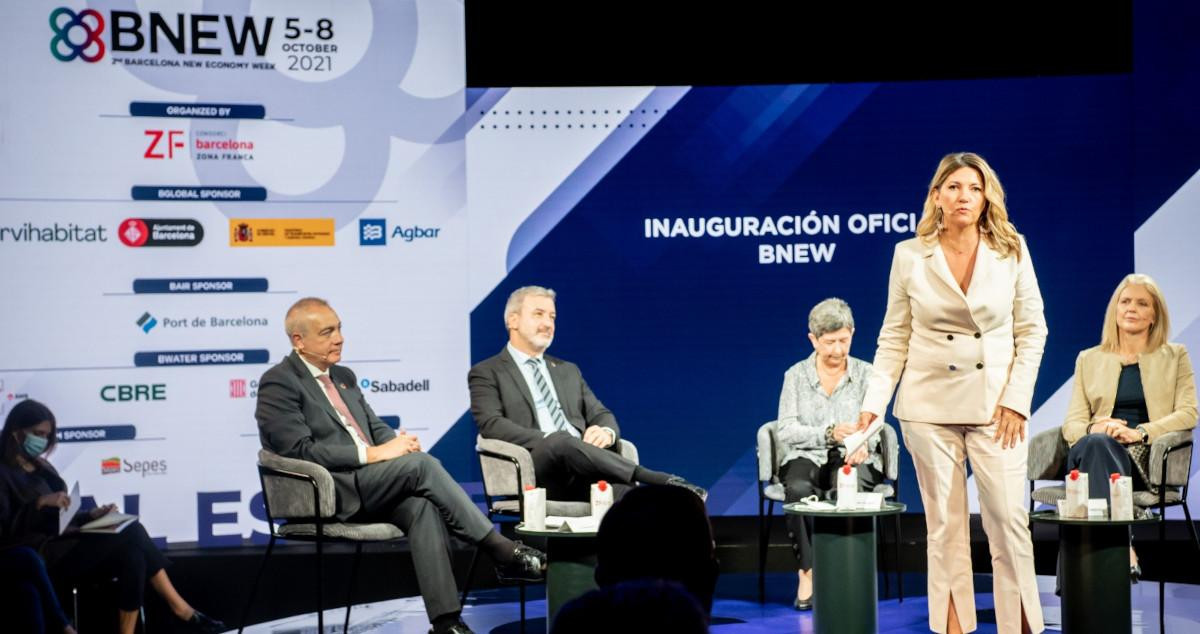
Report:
468,286,706,502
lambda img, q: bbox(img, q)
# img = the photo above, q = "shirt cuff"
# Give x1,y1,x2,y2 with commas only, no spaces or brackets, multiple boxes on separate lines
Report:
357,444,368,465
602,426,617,446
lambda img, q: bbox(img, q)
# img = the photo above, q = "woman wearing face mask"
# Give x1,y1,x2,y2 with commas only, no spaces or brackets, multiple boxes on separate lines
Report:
0,399,226,634
1060,274,1197,580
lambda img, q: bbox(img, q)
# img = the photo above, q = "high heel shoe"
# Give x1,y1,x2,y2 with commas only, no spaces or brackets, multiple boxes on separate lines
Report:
1130,562,1142,584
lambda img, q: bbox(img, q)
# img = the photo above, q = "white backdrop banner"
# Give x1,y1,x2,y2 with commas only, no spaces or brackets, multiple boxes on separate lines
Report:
0,0,468,545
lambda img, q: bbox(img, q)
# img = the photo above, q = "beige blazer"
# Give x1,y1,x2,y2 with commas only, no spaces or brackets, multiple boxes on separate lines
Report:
862,235,1048,424
1061,343,1197,445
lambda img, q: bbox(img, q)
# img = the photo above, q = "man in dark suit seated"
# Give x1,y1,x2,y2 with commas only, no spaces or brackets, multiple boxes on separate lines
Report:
468,286,706,501
256,297,546,634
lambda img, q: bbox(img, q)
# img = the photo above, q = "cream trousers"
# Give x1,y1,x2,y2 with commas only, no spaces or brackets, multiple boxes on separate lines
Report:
901,420,1044,634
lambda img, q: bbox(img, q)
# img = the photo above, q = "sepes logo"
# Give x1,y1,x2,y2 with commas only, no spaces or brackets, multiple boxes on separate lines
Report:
50,8,106,63
360,218,385,246
119,218,204,247
101,456,167,477
358,377,431,394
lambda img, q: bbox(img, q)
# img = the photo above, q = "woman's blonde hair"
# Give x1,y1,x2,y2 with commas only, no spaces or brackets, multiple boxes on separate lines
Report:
1099,273,1171,353
915,152,1023,260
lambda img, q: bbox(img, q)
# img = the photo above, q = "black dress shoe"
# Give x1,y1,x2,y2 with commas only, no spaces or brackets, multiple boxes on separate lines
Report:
428,620,475,634
665,476,708,502
794,596,813,611
187,610,227,633
495,541,546,583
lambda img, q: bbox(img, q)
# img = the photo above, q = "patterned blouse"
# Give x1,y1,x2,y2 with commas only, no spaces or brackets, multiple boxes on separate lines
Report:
776,353,881,470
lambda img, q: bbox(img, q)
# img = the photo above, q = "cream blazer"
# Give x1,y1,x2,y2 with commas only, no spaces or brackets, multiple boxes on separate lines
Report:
1061,343,1197,445
861,236,1048,424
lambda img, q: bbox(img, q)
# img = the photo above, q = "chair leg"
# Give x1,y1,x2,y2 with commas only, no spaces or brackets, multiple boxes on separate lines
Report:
1183,502,1200,555
1159,505,1166,634
344,543,363,634
757,494,765,603
461,546,482,604
894,513,903,602
72,587,79,633
759,498,775,603
238,535,277,633
519,582,526,633
316,529,325,633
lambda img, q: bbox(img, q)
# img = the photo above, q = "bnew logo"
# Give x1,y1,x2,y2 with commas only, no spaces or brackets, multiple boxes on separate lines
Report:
50,8,274,63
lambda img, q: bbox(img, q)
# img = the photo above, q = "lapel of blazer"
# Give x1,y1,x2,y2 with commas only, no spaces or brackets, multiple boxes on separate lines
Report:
1093,351,1123,418
923,241,968,303
286,351,345,429
499,348,538,419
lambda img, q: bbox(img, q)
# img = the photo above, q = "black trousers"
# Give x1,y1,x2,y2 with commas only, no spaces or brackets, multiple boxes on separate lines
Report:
48,520,169,612
351,451,495,621
1,546,70,633
1066,433,1138,498
781,449,884,571
530,431,638,501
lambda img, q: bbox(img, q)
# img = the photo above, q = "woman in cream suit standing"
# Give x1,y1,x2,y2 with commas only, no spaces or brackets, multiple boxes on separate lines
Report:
856,152,1047,634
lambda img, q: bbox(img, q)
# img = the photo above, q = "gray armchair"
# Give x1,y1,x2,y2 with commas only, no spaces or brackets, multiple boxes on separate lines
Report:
238,450,405,634
755,421,903,603
462,435,641,621
474,435,639,518
1027,426,1199,633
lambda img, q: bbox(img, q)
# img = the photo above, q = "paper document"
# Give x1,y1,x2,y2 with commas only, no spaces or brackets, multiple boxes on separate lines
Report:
543,515,600,533
81,511,138,534
843,419,884,457
59,481,81,535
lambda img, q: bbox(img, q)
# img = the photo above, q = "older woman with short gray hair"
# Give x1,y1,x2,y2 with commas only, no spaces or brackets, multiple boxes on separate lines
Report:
776,298,884,610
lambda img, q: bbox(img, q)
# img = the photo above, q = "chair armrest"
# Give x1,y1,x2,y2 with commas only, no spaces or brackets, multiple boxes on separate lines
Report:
1149,430,1195,487
878,422,900,482
618,439,639,465
1027,427,1068,481
477,437,535,498
258,449,337,519
756,422,778,483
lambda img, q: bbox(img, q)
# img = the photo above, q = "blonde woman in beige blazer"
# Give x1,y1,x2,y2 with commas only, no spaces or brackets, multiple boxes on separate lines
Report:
1059,274,1197,578
857,153,1047,634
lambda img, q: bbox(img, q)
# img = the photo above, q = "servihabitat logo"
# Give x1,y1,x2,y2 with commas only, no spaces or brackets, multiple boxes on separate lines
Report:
50,8,106,63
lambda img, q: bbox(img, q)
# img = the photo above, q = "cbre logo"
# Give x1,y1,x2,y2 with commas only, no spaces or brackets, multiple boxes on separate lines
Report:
49,8,106,63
